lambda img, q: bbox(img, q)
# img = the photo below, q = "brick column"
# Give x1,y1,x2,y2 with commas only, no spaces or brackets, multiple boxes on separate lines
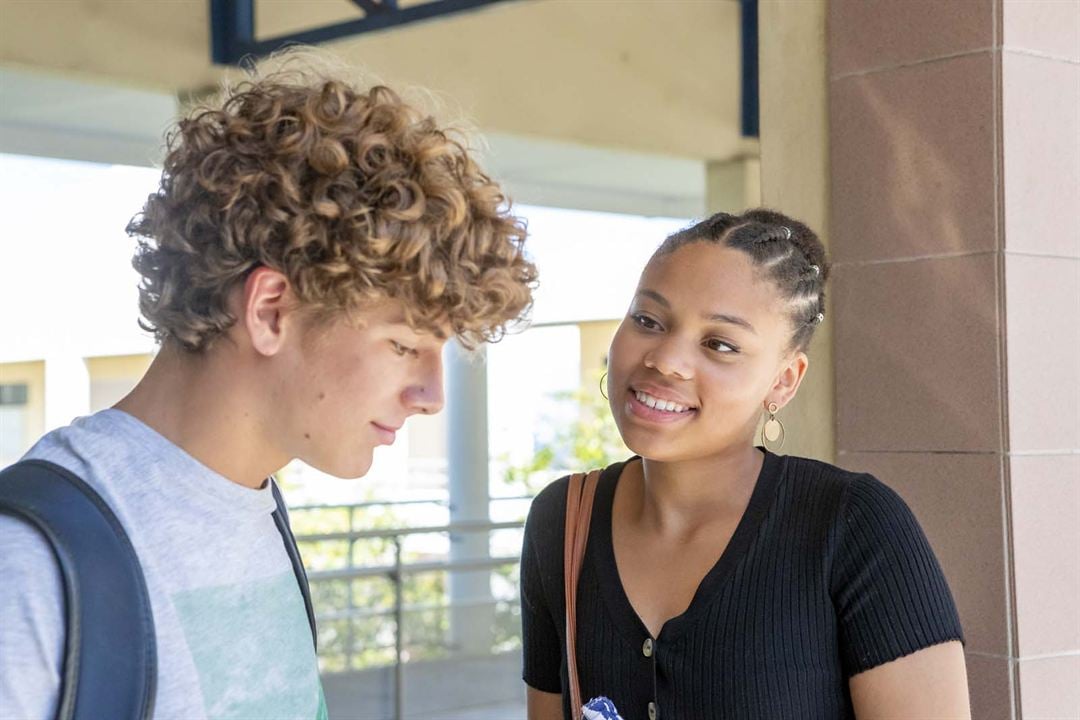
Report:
827,1,1079,717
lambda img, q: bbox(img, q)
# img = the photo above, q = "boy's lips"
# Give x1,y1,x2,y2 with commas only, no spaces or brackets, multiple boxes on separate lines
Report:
371,422,400,445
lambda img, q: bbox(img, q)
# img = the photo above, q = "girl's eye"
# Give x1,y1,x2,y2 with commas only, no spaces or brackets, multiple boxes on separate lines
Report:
632,314,660,331
391,341,418,358
705,338,738,354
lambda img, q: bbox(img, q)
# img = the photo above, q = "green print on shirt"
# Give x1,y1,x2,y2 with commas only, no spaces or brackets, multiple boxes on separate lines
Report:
173,572,328,719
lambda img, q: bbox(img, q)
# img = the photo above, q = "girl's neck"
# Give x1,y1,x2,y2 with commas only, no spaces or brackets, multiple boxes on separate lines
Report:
626,445,765,539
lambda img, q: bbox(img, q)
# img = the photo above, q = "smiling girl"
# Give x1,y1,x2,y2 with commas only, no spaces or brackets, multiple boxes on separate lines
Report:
520,209,969,720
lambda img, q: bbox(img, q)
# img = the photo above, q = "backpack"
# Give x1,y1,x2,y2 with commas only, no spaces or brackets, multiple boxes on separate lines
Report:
0,459,317,720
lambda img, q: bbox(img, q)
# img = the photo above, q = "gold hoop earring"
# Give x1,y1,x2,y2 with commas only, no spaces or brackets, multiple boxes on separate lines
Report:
761,401,785,450
599,372,609,401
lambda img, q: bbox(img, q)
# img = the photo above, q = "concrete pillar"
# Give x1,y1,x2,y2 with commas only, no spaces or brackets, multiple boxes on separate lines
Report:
705,155,761,214
43,354,90,432
445,341,494,656
757,0,833,463
828,1,1080,717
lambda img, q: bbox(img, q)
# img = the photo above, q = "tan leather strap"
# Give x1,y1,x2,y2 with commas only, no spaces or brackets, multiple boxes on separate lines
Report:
563,469,600,720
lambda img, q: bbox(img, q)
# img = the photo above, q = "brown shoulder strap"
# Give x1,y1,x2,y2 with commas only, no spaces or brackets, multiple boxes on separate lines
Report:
563,469,600,719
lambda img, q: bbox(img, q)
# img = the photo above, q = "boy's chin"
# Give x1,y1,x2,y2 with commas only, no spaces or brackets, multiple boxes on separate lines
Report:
305,449,374,480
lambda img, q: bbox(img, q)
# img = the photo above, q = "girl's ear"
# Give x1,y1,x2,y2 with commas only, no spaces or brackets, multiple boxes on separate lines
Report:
768,351,809,410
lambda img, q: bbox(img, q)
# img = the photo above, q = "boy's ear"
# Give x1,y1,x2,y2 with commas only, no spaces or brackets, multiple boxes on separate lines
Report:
242,267,293,357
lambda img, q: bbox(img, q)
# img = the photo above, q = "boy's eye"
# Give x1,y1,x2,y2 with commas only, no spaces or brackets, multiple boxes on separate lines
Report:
632,314,660,330
391,341,418,358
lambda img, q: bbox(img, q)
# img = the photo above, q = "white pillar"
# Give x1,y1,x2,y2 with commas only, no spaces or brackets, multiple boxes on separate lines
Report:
43,353,90,432
445,341,494,656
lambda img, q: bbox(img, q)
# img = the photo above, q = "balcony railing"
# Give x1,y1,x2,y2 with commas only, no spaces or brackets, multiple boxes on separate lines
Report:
290,497,530,720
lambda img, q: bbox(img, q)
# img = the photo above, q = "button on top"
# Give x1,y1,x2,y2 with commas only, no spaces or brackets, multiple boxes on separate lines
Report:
648,701,658,720
642,638,654,658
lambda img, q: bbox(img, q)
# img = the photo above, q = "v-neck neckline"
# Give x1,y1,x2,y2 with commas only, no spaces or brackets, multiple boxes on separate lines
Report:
590,448,786,644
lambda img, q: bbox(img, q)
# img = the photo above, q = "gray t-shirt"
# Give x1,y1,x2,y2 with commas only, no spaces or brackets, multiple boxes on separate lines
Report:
0,409,327,719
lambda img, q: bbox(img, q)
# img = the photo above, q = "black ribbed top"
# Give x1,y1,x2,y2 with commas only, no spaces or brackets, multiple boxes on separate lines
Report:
520,451,964,720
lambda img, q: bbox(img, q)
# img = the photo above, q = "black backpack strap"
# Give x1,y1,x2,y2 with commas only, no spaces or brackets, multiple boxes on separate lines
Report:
0,460,156,720
270,479,317,652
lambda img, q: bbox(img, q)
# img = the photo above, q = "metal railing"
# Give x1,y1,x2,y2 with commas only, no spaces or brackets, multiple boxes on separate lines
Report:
292,501,529,720
289,494,534,513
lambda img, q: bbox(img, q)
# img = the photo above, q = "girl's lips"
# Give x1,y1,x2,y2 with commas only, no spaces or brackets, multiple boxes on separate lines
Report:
625,390,697,424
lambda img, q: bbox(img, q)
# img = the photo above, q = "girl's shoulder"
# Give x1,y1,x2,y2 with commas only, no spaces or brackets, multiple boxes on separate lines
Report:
531,458,632,513
529,472,572,522
760,453,922,538
777,453,925,542
781,452,865,483
777,452,885,501
524,458,633,547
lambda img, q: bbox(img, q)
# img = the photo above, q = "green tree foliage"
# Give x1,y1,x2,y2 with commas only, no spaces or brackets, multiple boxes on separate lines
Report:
501,369,629,495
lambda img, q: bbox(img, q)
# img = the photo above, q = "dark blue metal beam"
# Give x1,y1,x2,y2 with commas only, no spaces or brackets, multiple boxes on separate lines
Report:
210,0,515,66
740,0,759,138
350,0,395,14
210,0,254,67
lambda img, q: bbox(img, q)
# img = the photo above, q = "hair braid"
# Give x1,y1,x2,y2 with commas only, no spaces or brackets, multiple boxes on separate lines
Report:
652,208,829,352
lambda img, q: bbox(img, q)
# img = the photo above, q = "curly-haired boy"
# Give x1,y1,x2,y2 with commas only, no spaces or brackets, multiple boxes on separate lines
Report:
0,62,536,718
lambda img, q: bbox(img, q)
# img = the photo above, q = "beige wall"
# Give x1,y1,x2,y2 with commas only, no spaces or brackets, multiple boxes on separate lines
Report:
85,353,154,412
756,0,833,463
0,360,45,463
705,155,761,214
0,355,153,461
574,320,619,432
578,320,621,386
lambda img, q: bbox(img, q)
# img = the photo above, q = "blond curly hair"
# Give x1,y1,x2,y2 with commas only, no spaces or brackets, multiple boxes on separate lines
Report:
128,64,536,351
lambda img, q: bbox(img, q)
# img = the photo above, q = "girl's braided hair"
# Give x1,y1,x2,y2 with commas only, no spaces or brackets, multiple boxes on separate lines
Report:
653,208,829,352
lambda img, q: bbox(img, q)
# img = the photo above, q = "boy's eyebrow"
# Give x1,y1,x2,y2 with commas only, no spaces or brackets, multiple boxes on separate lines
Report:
389,314,448,341
636,288,757,334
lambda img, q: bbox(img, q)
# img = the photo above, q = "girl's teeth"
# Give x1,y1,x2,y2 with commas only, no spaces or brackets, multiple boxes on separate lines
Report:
635,390,691,413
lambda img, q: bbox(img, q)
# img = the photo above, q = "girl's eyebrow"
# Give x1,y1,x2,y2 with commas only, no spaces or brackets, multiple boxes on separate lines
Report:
636,289,671,308
705,312,756,334
636,288,757,334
